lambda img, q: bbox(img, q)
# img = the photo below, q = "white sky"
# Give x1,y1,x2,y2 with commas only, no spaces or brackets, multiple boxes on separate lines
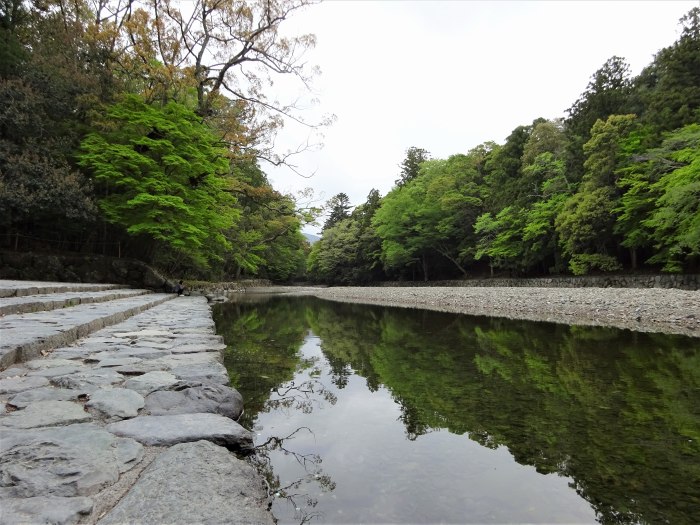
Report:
261,0,698,234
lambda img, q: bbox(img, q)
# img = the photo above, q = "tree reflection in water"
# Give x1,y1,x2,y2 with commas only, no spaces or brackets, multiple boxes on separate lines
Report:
213,295,700,525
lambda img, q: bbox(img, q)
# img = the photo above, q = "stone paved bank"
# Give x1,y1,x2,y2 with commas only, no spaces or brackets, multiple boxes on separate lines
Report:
0,280,273,525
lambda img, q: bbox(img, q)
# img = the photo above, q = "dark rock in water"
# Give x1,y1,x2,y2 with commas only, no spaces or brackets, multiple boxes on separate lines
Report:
1,496,93,525
98,440,273,525
106,413,254,451
0,423,143,497
144,383,244,420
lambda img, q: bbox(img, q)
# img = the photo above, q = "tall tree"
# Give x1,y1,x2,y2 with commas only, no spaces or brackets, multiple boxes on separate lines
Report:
323,192,351,231
122,0,329,166
565,56,633,180
635,7,700,135
396,146,430,187
555,114,637,274
78,95,238,268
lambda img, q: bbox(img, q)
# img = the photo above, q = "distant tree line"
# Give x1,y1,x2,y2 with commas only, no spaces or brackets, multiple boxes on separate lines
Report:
309,8,700,283
0,0,322,281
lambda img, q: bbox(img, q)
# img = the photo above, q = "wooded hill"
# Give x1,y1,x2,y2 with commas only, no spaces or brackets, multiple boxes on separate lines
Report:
309,8,700,283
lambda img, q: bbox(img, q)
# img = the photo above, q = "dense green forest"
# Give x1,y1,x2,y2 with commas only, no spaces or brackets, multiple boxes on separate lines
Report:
309,8,700,283
1,2,698,283
0,0,321,280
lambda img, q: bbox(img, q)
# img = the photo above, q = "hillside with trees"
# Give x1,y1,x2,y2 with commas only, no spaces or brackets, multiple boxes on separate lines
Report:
309,8,700,283
0,0,322,281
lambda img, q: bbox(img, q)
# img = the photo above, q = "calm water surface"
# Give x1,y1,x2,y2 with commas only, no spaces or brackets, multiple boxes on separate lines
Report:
212,295,700,524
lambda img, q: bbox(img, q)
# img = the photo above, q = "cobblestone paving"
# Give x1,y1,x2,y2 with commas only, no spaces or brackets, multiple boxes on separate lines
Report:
0,282,272,525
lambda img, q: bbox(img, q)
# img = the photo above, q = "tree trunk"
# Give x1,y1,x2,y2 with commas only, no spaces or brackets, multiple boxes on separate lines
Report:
630,247,637,270
422,253,428,281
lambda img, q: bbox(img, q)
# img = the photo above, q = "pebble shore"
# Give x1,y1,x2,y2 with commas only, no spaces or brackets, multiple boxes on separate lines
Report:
262,285,700,339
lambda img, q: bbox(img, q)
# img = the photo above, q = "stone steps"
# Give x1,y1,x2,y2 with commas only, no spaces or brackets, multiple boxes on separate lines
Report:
0,280,123,298
0,280,273,525
0,292,174,369
0,288,151,316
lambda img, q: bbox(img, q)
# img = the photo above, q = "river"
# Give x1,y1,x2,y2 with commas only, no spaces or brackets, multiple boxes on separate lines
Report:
213,294,700,524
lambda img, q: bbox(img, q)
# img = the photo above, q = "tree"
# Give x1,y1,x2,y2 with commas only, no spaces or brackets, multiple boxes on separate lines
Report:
223,161,308,280
565,56,633,180
374,155,482,280
395,146,430,187
641,124,700,272
122,0,330,167
636,8,700,134
78,95,238,268
323,192,351,231
555,115,637,274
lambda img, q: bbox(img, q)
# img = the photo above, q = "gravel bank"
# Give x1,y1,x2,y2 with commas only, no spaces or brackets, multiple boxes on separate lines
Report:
257,286,700,339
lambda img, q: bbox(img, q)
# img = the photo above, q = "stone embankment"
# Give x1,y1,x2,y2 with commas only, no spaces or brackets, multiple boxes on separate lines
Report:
267,285,700,338
0,280,273,525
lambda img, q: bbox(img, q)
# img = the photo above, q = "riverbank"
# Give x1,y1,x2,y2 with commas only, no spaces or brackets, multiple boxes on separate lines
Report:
253,285,700,338
0,281,273,525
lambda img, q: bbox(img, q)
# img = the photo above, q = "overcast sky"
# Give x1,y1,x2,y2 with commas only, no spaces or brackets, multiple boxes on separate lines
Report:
260,0,697,235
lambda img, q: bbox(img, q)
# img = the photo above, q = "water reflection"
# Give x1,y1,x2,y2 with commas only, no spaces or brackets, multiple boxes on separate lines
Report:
213,296,700,524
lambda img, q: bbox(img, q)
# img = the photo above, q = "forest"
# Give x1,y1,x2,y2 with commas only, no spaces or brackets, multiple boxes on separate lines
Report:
0,0,323,281
1,1,699,283
309,7,700,283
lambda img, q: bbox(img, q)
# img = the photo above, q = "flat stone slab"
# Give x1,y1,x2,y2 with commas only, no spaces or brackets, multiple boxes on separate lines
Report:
98,440,273,525
25,358,81,370
144,384,243,419
0,423,143,497
0,495,94,525
170,342,226,354
51,369,124,393
94,357,143,368
0,400,92,429
106,413,254,451
114,329,175,339
8,387,81,408
171,361,230,384
0,375,50,394
0,367,27,379
124,371,178,394
27,364,87,378
86,388,144,420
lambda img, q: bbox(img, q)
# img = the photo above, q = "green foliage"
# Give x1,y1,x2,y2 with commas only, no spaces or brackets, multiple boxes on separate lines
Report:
637,8,700,134
373,154,483,279
643,124,700,271
568,253,622,275
322,192,351,231
78,95,238,268
309,189,384,284
396,146,430,187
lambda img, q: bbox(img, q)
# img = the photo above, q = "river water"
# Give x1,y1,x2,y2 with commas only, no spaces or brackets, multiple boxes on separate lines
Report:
213,294,700,524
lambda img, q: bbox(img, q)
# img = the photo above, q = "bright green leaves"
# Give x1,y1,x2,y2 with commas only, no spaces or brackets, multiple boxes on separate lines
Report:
642,124,700,271
78,95,238,268
373,155,483,279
